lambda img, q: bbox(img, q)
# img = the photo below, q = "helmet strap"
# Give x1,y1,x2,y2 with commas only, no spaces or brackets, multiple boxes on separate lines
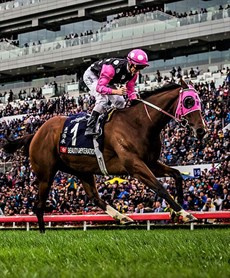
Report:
127,62,133,72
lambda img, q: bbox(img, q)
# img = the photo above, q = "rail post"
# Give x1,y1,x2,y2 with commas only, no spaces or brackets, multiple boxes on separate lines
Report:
190,222,194,231
83,221,87,231
147,220,150,230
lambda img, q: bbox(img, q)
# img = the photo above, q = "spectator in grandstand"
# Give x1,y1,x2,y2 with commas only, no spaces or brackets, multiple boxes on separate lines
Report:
201,197,216,223
83,49,149,136
194,67,200,76
213,194,223,211
189,68,196,78
226,70,230,84
66,175,78,193
134,202,147,213
115,199,129,214
8,89,14,103
202,197,216,212
177,66,182,78
156,70,163,83
222,194,230,210
170,67,176,78
221,188,229,200
153,200,164,213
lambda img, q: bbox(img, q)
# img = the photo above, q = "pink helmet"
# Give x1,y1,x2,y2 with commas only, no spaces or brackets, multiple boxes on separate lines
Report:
127,49,149,66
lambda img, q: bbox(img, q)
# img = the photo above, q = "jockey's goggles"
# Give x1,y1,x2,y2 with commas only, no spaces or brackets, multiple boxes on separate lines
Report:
133,64,147,70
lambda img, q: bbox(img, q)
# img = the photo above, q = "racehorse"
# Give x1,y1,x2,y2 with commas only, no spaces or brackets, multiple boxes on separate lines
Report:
3,82,207,232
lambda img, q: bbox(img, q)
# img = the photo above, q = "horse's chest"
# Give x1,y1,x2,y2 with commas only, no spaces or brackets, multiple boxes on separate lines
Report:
143,143,161,162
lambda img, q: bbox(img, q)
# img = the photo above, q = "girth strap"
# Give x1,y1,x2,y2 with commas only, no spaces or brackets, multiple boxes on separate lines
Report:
93,136,109,176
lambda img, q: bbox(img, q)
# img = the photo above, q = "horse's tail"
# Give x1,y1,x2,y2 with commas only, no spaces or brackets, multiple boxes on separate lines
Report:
2,134,34,156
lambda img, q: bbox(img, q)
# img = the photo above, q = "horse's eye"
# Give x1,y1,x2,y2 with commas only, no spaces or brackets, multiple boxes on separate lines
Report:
183,96,195,109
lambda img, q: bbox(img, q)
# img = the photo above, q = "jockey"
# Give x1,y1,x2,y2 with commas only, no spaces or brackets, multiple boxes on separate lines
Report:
83,48,149,136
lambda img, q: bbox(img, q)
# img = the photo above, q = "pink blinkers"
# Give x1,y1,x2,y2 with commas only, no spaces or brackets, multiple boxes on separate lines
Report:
175,85,201,118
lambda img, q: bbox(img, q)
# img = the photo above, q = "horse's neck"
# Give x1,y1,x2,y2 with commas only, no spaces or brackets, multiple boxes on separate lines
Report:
140,89,179,133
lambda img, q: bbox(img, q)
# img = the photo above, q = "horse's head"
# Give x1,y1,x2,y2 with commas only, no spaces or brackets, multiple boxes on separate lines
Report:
175,84,207,139
137,82,207,139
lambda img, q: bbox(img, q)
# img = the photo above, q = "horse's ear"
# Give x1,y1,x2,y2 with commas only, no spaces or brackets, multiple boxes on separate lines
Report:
189,80,194,86
179,78,189,89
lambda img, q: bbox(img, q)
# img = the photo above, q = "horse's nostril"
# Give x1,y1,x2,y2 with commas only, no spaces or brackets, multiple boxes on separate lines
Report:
196,128,206,138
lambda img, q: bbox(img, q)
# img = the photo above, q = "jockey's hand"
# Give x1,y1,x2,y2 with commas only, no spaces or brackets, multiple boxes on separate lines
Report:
115,87,127,96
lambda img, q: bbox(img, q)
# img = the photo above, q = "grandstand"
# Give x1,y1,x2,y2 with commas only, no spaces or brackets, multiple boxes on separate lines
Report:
0,0,229,98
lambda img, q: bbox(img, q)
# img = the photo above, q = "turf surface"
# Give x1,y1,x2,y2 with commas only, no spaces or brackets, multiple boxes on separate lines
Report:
0,229,229,278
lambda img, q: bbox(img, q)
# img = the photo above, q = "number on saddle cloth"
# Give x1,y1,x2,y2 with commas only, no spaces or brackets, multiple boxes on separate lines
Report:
59,112,104,155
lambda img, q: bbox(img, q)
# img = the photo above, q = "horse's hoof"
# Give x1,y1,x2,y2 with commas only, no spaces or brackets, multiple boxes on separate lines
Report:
120,217,134,225
183,214,198,223
179,210,198,223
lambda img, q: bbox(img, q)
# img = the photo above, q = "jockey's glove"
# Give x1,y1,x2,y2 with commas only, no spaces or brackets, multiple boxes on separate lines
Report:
130,99,140,106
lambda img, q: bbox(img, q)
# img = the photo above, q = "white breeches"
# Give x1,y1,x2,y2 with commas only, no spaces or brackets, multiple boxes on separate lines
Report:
83,67,125,113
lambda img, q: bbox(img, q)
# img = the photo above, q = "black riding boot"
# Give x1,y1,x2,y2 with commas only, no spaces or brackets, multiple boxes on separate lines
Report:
84,111,100,136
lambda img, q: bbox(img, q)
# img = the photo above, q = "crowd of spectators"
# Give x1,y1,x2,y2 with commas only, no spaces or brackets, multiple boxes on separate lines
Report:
141,66,230,87
0,38,19,49
114,4,230,21
0,69,229,219
0,160,229,218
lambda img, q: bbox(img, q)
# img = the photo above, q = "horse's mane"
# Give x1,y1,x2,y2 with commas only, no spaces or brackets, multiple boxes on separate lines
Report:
139,83,181,99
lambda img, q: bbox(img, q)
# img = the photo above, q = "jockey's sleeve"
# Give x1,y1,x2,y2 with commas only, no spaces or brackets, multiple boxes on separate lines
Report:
126,74,138,100
96,64,115,94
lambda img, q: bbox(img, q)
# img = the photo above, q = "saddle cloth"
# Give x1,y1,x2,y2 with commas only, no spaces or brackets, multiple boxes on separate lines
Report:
59,112,104,156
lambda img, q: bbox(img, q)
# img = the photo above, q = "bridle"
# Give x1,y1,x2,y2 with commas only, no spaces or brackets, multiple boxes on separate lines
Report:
137,86,202,127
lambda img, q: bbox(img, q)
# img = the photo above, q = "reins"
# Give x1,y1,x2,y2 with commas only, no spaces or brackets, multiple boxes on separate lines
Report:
138,98,181,122
135,86,203,127
137,98,188,127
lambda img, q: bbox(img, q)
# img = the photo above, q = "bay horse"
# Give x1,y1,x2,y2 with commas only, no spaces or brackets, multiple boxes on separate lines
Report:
3,82,206,232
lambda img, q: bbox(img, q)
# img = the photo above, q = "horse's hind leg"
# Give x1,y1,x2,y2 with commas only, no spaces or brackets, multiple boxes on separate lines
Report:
79,174,133,224
35,168,56,233
36,181,51,233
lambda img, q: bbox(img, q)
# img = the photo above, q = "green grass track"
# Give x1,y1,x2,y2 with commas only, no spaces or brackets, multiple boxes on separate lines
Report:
0,229,229,278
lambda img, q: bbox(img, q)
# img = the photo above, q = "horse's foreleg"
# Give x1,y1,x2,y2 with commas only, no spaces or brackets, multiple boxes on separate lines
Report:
79,174,133,224
139,172,196,223
148,161,196,222
125,158,197,223
148,161,184,205
36,181,50,233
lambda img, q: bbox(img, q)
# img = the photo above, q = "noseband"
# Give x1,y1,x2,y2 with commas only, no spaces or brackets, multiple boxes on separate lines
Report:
138,85,202,127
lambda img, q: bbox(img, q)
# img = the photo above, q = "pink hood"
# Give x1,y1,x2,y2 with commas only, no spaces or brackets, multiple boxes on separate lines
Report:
175,85,202,118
